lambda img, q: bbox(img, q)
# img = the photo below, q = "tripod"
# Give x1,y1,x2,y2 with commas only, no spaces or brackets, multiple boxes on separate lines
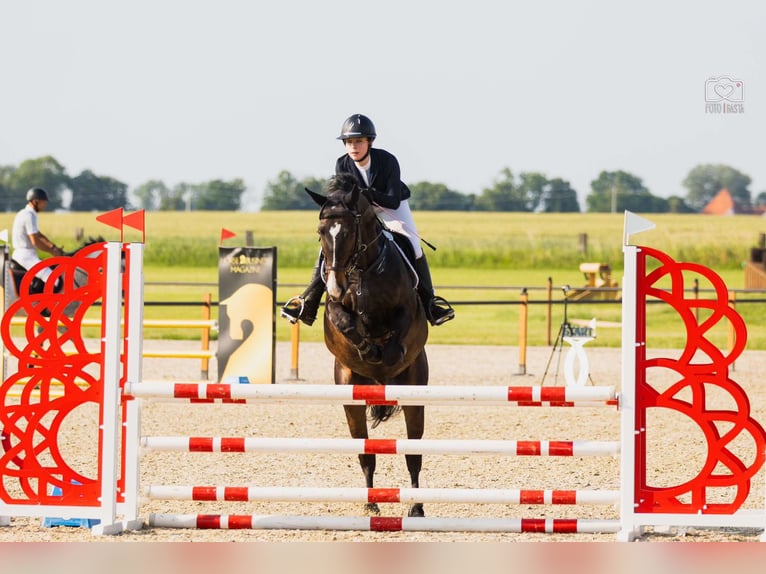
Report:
540,288,596,387
540,289,573,386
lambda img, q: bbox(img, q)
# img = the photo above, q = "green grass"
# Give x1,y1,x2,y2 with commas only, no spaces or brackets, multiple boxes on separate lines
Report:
1,211,763,349
2,210,764,270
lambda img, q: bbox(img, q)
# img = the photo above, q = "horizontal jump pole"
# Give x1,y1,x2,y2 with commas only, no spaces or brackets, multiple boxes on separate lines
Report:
141,437,620,457
142,350,215,359
149,513,621,534
9,317,218,330
125,382,618,406
145,485,620,506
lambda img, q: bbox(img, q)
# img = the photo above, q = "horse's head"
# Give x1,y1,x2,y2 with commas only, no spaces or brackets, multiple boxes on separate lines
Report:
305,174,379,300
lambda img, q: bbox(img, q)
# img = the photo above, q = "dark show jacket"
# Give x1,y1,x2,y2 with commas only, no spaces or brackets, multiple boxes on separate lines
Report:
335,148,411,210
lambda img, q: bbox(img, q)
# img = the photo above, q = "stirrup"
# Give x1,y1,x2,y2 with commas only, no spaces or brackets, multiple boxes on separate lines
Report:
428,296,455,326
280,296,305,324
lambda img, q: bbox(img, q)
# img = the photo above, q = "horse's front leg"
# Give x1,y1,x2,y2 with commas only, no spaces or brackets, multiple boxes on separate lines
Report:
342,403,379,515
326,300,382,363
402,404,425,517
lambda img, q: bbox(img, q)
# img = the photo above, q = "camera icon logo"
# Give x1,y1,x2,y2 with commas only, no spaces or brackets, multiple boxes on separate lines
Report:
705,76,744,102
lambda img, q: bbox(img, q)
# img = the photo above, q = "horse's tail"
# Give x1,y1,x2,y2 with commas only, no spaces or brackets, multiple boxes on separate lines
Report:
368,405,401,429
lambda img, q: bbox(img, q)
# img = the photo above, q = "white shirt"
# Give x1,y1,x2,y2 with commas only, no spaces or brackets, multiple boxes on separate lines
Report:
11,204,44,272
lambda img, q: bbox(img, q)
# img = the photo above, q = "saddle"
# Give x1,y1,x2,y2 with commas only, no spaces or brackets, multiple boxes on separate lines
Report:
9,259,60,296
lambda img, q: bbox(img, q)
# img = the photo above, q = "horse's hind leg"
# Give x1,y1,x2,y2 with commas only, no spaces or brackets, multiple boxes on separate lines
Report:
342,404,379,515
402,404,425,517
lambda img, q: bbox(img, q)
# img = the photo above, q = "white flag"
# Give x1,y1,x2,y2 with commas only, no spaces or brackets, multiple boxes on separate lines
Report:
0,229,8,244
623,211,655,244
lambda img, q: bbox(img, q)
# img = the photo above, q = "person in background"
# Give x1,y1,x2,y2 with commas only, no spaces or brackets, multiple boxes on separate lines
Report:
282,114,455,327
11,187,63,292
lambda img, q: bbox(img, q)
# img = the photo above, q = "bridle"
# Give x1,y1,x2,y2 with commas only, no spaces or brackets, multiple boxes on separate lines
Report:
319,194,385,277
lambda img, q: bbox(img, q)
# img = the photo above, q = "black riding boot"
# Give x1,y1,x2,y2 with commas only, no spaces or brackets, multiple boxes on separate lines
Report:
414,255,455,326
281,253,324,326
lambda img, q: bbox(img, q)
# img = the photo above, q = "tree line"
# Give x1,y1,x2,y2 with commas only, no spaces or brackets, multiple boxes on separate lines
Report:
0,155,761,213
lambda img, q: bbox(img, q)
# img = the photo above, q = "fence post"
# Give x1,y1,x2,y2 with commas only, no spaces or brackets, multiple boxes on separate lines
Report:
516,288,528,376
288,322,301,380
546,277,553,346
201,293,211,380
729,290,736,372
694,278,699,322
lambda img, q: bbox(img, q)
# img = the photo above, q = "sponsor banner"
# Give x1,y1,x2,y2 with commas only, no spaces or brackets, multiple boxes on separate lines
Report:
217,247,276,384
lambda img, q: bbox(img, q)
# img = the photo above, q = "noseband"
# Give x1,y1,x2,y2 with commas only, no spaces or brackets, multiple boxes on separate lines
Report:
320,199,384,275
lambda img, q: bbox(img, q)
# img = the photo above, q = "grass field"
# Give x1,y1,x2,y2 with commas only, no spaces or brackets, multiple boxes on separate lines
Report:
1,210,764,349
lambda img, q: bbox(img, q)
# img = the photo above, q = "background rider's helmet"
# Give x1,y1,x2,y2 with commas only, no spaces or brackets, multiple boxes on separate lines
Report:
26,187,49,202
337,114,376,141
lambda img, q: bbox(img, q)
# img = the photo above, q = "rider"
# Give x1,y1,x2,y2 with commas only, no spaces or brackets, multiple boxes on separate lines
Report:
11,187,64,292
282,114,455,327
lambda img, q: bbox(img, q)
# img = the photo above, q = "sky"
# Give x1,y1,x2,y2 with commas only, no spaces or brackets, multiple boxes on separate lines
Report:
1,0,764,210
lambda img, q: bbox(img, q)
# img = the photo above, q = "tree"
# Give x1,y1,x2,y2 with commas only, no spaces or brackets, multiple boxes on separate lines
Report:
667,196,694,213
69,169,128,211
540,178,580,213
159,183,189,211
682,164,752,212
132,179,169,210
474,168,528,211
7,156,69,210
586,170,667,213
408,182,473,210
191,178,246,210
517,172,548,212
0,165,15,212
261,170,328,210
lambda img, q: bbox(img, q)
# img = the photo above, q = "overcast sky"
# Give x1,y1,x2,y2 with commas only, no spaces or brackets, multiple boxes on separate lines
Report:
1,0,763,210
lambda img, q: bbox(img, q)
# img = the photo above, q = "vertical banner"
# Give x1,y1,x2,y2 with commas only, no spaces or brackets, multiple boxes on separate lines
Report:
217,247,276,384
0,247,6,382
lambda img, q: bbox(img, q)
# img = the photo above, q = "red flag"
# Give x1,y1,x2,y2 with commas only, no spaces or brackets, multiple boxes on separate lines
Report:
123,210,145,232
96,208,123,230
220,228,236,244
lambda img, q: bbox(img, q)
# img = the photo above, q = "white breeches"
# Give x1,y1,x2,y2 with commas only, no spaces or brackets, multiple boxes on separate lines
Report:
374,199,423,259
12,251,53,282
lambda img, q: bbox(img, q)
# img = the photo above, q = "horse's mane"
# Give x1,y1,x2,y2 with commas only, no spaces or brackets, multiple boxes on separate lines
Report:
325,173,359,197
80,235,106,246
322,174,373,215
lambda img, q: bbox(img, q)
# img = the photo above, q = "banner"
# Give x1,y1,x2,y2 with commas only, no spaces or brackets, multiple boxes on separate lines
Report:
217,247,276,384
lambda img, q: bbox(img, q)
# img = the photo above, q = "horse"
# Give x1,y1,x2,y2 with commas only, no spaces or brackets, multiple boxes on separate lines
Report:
5,236,107,322
306,173,430,518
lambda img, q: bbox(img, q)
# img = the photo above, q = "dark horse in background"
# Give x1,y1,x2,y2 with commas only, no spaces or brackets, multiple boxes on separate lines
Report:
307,174,429,518
7,236,107,320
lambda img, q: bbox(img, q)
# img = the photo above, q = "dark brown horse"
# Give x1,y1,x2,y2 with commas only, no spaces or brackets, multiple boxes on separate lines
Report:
306,174,429,517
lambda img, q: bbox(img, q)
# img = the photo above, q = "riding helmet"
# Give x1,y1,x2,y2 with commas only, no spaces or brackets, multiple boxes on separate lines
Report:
26,187,49,202
337,114,376,140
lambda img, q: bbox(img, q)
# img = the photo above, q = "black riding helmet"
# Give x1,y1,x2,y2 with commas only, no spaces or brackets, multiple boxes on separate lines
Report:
337,114,376,141
26,187,49,202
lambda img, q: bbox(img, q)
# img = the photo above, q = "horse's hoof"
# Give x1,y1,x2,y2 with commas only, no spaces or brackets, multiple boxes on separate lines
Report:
407,504,425,518
364,503,381,516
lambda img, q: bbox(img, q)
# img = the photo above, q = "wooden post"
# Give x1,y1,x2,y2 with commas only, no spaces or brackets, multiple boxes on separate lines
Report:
201,293,212,380
578,233,588,256
245,231,254,246
517,288,528,376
